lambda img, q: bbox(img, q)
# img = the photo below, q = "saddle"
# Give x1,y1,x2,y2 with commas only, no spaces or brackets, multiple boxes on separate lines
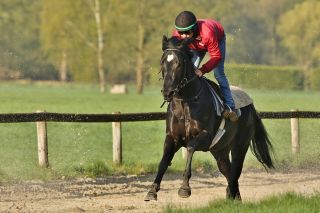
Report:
202,77,253,113
202,77,224,116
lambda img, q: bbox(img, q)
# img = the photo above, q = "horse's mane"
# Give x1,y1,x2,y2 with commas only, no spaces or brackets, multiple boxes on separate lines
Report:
162,36,194,54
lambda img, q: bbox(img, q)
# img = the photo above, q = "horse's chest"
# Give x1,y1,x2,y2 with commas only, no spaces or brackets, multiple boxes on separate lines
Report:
184,107,202,138
170,102,202,140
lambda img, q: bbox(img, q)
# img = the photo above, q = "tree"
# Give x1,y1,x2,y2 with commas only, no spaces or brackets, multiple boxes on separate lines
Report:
41,0,115,91
86,0,107,92
41,1,75,82
257,0,304,65
206,0,305,66
107,0,178,93
133,0,166,94
4,0,317,86
277,0,320,88
0,0,57,80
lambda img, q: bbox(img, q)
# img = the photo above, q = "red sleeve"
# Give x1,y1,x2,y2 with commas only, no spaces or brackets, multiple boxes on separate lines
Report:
172,29,184,40
199,31,222,74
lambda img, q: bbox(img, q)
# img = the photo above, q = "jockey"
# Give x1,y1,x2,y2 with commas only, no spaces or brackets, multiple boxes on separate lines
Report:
172,11,238,122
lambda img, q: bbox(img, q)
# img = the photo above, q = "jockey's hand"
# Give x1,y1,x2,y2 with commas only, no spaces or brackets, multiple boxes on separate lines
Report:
195,69,203,77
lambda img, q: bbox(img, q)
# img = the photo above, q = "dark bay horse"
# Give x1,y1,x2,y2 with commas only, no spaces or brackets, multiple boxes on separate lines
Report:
144,36,274,201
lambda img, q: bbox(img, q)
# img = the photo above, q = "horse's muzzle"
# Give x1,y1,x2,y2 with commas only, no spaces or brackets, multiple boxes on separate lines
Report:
161,89,174,102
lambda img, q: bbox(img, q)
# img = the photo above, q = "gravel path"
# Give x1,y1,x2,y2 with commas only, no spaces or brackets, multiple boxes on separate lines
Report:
1,170,320,212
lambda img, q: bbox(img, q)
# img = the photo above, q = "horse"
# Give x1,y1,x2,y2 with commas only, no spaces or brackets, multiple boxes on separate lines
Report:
144,35,274,201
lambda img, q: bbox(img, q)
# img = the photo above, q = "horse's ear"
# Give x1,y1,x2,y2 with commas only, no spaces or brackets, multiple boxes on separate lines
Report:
162,35,168,51
162,35,168,43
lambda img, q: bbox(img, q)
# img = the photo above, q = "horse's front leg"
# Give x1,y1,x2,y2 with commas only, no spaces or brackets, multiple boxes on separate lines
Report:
178,145,195,198
178,130,211,198
144,135,180,201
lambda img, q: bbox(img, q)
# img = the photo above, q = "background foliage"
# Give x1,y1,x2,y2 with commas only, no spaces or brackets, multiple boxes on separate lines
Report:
226,64,304,90
0,0,319,90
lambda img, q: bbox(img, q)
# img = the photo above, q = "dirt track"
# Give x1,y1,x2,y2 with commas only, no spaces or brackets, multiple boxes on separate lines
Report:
1,169,320,212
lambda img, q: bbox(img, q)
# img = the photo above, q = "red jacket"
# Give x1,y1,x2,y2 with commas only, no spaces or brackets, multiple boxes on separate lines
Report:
173,19,225,74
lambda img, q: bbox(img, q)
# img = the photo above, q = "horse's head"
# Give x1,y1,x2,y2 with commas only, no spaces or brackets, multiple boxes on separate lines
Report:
160,35,194,102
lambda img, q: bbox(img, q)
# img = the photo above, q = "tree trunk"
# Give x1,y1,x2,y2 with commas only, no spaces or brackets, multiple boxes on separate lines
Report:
271,21,278,65
59,51,67,82
136,23,145,94
302,60,312,90
93,0,105,93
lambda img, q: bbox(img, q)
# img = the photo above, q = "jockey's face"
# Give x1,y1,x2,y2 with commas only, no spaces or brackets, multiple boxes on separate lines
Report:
178,30,194,39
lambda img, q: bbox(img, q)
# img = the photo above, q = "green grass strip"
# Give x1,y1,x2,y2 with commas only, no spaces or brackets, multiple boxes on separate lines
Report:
164,192,320,213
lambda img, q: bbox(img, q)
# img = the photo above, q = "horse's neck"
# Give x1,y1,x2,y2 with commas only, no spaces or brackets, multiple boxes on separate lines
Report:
176,76,202,100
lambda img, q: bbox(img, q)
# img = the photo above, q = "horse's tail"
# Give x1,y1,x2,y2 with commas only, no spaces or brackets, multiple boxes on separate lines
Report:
250,105,274,169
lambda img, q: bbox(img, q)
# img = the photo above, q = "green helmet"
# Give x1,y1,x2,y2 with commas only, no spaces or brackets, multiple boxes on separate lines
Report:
175,11,197,31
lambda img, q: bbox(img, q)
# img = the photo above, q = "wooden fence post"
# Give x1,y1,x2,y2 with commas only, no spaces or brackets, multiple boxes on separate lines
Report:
112,112,122,164
290,109,300,154
36,110,49,168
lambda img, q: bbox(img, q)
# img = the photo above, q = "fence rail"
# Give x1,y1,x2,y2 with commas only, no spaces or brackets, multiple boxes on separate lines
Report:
1,111,320,123
1,110,319,167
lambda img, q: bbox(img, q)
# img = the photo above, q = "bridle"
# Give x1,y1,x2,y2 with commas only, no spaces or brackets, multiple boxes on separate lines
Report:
160,48,199,107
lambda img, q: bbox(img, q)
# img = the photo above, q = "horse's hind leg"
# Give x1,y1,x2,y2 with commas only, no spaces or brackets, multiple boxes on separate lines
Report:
178,146,195,198
210,149,231,183
144,135,180,201
211,149,232,200
228,127,252,200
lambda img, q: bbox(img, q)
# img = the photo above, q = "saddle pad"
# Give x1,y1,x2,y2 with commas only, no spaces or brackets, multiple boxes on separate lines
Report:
230,86,253,109
202,79,224,116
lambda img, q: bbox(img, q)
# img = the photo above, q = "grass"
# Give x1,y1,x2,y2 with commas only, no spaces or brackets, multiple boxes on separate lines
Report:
0,82,320,181
164,192,320,213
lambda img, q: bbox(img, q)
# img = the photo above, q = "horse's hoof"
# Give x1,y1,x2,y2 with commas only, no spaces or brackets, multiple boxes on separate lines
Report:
144,192,157,201
178,186,191,198
226,186,242,201
235,192,242,201
144,183,159,201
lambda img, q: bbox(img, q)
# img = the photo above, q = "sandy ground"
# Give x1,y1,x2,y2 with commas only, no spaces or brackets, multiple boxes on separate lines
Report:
0,169,320,212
